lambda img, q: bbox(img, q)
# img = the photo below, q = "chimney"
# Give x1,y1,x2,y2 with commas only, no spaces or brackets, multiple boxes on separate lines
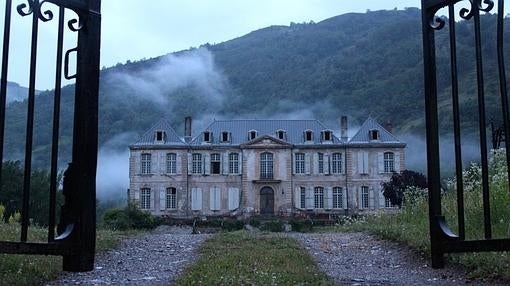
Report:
184,116,192,143
385,121,393,134
340,116,348,141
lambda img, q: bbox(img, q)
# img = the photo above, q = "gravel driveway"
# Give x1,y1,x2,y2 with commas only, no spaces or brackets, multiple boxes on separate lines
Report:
290,232,505,286
45,226,210,286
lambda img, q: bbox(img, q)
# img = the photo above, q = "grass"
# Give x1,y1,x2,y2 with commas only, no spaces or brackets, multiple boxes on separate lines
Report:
175,231,333,285
0,222,142,286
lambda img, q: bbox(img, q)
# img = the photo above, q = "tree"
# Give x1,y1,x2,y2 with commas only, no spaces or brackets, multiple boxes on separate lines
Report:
381,170,427,208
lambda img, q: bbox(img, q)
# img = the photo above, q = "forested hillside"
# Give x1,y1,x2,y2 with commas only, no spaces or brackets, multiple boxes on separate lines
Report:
3,8,509,168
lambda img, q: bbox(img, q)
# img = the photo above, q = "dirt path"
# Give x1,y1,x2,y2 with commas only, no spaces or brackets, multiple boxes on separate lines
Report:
290,232,505,285
45,226,210,286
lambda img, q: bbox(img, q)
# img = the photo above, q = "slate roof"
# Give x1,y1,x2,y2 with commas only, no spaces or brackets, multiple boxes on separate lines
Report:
191,119,343,145
131,118,185,147
349,117,402,144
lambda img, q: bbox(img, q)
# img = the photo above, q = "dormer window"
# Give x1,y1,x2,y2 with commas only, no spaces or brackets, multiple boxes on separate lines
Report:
203,131,212,143
369,129,380,141
248,130,257,140
322,130,332,142
276,130,286,141
154,130,165,143
304,130,314,142
221,131,231,143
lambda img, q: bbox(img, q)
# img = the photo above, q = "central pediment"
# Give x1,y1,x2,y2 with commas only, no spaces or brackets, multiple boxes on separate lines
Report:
240,135,293,149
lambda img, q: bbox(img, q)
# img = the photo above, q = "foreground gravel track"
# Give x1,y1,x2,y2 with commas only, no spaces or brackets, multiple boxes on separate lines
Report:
45,226,210,286
289,232,505,286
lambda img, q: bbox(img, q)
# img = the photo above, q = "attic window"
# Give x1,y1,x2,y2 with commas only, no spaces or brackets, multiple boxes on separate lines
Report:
155,131,165,143
304,130,313,142
221,131,230,143
276,130,286,140
369,129,380,141
248,130,257,140
322,130,332,141
203,131,212,143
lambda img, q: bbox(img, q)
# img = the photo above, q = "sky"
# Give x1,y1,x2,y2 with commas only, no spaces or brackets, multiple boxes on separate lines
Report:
0,0,427,90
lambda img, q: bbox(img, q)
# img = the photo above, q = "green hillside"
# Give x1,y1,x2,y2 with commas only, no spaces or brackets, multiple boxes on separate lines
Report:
3,8,509,168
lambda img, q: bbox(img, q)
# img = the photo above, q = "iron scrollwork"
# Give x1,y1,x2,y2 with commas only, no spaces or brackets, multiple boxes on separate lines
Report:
427,8,446,30
460,0,495,20
17,0,55,22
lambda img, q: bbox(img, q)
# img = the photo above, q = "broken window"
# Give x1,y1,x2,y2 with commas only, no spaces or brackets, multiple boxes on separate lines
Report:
322,130,332,141
211,153,221,174
155,130,165,143
221,131,230,142
369,129,380,141
276,130,286,140
203,131,212,142
304,130,313,142
248,130,257,140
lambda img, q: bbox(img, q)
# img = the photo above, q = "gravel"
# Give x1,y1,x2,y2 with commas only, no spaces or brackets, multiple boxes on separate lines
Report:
289,232,506,286
45,226,210,286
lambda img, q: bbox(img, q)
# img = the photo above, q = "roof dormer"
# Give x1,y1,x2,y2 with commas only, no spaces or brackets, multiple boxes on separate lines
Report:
369,129,380,141
248,130,258,141
203,131,212,143
276,129,287,141
220,131,231,143
321,130,333,142
304,129,314,143
154,130,166,144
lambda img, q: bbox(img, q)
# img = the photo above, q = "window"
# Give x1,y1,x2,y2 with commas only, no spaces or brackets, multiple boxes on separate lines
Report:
221,131,230,143
166,153,176,174
384,152,395,173
155,131,165,143
314,187,324,208
300,187,306,209
318,153,324,174
203,131,212,142
385,197,393,208
322,130,332,141
229,153,239,174
276,130,286,140
141,153,151,174
369,129,380,140
333,187,343,209
140,188,151,210
260,152,273,179
331,153,342,174
304,130,313,142
361,186,369,209
192,153,202,174
294,153,305,174
211,153,221,174
166,187,177,209
248,130,257,140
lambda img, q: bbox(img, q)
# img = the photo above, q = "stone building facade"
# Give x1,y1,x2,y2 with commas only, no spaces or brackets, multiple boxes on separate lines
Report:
128,117,406,218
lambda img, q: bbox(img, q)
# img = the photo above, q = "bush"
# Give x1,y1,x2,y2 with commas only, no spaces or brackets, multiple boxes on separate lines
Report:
260,220,284,232
103,203,159,231
289,219,313,232
247,218,261,227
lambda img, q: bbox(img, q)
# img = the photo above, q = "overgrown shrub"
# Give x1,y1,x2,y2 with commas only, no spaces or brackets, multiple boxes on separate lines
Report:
194,218,244,231
289,219,313,232
247,218,261,227
260,220,284,232
103,203,159,230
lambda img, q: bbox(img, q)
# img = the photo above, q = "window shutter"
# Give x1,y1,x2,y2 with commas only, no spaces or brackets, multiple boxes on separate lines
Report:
150,190,155,210
215,188,221,210
222,153,229,174
204,154,210,175
134,189,140,201
228,188,240,210
160,190,166,211
210,188,215,210
176,153,182,175
395,152,401,172
325,187,333,209
294,187,301,209
378,152,384,173
135,154,141,175
369,188,375,209
357,152,363,174
325,155,330,175
305,187,314,209
342,188,348,209
160,153,165,173
305,153,311,174
192,188,203,211
357,187,362,209
292,153,296,175
238,152,243,174
313,153,319,174
378,189,385,208
363,152,369,174
187,153,192,175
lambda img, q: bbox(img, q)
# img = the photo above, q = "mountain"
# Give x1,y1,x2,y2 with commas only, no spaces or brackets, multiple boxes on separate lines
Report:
3,81,41,104
3,8,509,169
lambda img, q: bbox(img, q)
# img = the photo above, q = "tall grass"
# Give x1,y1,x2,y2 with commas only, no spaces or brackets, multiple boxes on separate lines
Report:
335,149,510,281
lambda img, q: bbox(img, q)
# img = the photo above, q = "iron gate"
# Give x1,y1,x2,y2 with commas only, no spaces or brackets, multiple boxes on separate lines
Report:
422,0,510,268
0,0,100,272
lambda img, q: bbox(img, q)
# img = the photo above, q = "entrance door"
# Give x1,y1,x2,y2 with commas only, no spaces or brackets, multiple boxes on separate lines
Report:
260,187,274,215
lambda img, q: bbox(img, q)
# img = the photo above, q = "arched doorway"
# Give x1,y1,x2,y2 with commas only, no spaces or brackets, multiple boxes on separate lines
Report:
260,187,274,215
